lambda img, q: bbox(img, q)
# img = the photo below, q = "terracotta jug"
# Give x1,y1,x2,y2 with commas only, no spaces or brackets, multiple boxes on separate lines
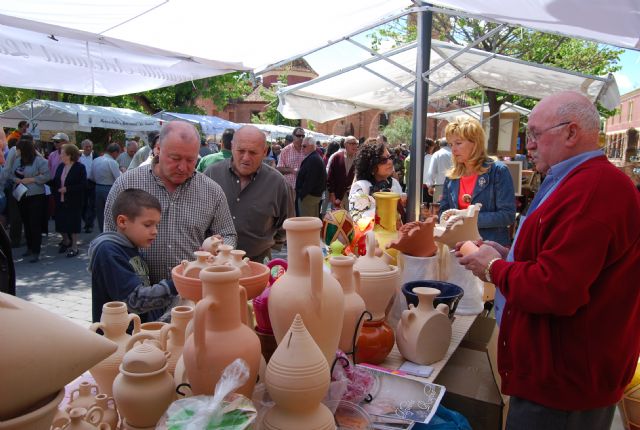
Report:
330,255,366,354
180,251,213,278
139,321,168,344
268,217,345,366
354,319,395,365
372,191,400,265
159,305,194,375
112,334,175,428
201,235,222,255
213,244,233,265
230,249,253,277
66,382,99,412
89,301,141,396
396,287,452,365
91,394,118,430
434,203,482,248
353,231,400,321
182,265,261,397
263,314,335,430
54,407,107,430
387,218,438,257
0,293,117,421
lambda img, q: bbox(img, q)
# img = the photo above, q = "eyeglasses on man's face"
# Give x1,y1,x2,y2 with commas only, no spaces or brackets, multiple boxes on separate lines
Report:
294,134,305,138
526,121,571,143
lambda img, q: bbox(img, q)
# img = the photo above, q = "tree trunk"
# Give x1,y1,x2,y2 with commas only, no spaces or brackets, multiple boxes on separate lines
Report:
131,95,156,114
486,90,502,155
625,128,639,162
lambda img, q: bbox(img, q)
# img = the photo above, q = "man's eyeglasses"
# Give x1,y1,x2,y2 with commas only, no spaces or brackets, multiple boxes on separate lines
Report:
378,155,395,164
526,121,571,143
294,134,305,138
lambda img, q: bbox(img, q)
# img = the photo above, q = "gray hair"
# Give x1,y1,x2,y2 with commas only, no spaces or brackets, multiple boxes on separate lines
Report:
556,101,600,134
80,139,93,148
302,136,315,146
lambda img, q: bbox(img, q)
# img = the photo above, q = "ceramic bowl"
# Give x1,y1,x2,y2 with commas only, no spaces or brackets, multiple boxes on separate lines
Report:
239,262,270,300
401,280,464,319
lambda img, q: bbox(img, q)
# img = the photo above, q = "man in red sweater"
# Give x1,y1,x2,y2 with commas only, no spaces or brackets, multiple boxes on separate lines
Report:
459,91,640,429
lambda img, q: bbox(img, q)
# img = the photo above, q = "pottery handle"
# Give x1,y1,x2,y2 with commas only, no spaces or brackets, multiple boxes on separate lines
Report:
365,231,376,257
238,285,248,326
68,388,80,403
401,309,415,326
159,324,177,351
89,322,104,333
353,269,361,296
128,313,141,333
125,332,156,352
85,405,104,426
194,297,215,368
306,246,323,312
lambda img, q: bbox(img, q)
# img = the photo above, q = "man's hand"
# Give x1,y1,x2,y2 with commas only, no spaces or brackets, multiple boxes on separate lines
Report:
457,244,503,281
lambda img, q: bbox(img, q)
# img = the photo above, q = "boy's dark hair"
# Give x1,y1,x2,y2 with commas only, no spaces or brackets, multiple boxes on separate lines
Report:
221,128,235,150
112,189,161,224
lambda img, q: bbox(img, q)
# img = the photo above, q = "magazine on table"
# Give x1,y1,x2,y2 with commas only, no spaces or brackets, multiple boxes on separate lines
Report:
356,364,446,428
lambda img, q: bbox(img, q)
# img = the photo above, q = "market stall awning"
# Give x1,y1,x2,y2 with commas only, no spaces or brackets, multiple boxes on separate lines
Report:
0,99,161,132
152,112,240,135
427,102,531,122
277,40,620,123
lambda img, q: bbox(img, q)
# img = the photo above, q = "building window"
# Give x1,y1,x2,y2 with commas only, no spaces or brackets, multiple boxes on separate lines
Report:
628,101,634,123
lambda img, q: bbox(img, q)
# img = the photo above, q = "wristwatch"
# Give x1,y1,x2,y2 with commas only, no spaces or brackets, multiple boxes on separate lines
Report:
485,258,502,283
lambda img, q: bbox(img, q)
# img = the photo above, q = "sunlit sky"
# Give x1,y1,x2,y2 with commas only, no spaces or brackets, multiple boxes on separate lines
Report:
614,49,640,95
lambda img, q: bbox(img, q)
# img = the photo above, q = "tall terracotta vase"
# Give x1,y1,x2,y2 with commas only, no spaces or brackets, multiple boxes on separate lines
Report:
372,191,400,265
159,305,194,375
182,265,261,398
0,293,117,422
330,255,366,354
89,301,141,396
263,314,335,430
396,287,451,365
268,217,345,366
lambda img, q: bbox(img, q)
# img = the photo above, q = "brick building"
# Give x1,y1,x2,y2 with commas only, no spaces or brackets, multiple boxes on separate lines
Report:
604,87,640,165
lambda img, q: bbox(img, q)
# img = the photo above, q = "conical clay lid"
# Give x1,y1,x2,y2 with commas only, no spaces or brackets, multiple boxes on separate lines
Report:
0,292,117,420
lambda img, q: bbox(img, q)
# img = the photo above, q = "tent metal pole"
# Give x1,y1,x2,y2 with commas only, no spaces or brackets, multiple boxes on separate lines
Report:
408,7,432,222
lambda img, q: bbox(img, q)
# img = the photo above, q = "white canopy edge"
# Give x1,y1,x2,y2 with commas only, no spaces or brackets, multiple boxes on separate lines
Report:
241,123,333,142
0,99,161,132
277,40,620,123
427,102,531,122
152,112,241,135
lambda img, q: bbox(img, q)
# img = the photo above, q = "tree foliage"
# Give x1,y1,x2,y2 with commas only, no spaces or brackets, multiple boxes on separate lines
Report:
382,116,413,146
251,74,300,127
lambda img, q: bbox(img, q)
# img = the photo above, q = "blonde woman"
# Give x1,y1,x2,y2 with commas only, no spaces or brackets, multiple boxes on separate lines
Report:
438,117,515,246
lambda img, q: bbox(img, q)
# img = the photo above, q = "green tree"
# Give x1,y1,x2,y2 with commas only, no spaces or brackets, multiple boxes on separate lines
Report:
369,14,622,154
382,116,413,146
251,74,300,126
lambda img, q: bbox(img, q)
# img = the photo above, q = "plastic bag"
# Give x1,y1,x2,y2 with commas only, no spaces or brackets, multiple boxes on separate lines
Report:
156,359,257,430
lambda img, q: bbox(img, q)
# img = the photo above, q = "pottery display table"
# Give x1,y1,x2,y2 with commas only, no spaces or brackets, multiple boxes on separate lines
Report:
380,314,477,382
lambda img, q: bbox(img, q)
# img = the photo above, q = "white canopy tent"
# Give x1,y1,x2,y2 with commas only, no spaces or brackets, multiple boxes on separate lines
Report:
241,123,333,142
0,0,409,96
277,39,619,123
152,112,240,135
0,99,161,133
427,102,531,122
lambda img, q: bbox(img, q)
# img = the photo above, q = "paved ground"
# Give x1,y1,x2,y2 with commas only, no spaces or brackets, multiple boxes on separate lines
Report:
12,223,628,429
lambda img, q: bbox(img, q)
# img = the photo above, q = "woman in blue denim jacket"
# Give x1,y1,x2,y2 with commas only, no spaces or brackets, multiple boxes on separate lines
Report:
438,117,515,246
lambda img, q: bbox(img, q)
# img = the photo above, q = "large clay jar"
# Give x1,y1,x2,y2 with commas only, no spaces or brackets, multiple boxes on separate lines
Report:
182,265,261,398
112,334,175,428
0,388,65,430
66,382,99,412
353,231,400,321
387,218,438,257
268,217,345,366
0,293,117,422
89,301,141,396
396,287,452,365
372,191,400,265
354,319,395,365
263,314,335,430
55,407,105,430
330,255,366,354
159,305,194,376
91,394,118,430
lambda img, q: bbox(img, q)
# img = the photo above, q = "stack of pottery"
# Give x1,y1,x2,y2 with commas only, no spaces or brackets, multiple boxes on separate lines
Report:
268,217,345,366
182,265,261,398
372,192,400,265
89,301,142,396
330,255,366,355
353,231,400,364
158,305,194,375
113,334,175,429
263,314,335,430
396,287,452,365
0,293,116,430
53,407,108,430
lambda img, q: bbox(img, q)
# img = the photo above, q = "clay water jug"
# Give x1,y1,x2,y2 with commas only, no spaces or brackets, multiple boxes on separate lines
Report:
0,293,116,421
139,321,168,345
91,394,118,430
182,265,261,398
214,244,233,265
387,218,438,258
434,203,482,248
159,305,194,375
89,301,141,396
353,231,399,321
55,407,105,430
354,319,395,365
112,334,175,428
396,287,452,365
230,249,253,277
180,251,213,278
66,382,99,412
372,191,400,265
330,255,366,354
263,314,335,430
201,235,222,255
268,217,345,366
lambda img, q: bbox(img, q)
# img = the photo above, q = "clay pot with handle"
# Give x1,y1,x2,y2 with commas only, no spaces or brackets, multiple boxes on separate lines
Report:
330,255,366,354
158,305,194,376
66,382,99,412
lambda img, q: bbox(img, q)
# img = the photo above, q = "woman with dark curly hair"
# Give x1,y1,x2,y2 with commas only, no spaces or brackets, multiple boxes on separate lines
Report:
348,141,403,224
